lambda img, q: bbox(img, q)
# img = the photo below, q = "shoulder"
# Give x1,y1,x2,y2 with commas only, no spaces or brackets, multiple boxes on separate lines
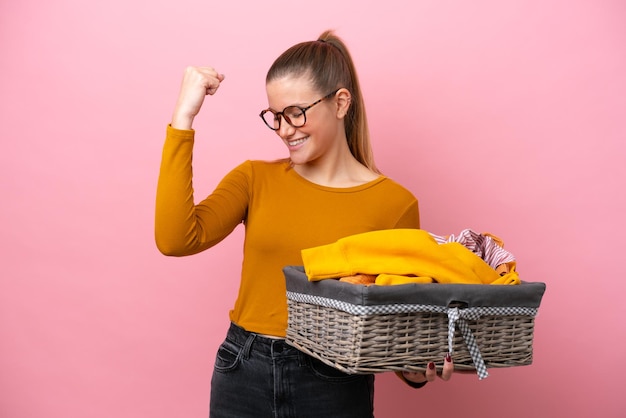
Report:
223,159,292,184
247,158,291,170
376,177,420,228
375,176,418,200
228,158,289,171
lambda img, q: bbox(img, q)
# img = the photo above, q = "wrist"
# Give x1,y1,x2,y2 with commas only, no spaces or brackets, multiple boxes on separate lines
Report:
171,112,194,130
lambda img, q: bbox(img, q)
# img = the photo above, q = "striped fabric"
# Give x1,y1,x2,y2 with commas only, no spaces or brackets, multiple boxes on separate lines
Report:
429,229,515,270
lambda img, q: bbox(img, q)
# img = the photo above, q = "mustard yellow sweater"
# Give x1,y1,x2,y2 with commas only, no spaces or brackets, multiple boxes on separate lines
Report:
155,126,421,336
302,229,520,285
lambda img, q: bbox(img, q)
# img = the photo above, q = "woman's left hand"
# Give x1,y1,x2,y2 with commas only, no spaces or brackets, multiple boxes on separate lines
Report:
402,353,454,384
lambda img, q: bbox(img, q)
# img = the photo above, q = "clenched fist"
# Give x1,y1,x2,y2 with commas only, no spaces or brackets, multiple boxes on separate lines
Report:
171,66,225,130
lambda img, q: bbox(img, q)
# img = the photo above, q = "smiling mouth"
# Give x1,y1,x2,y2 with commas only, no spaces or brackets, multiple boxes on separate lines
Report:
287,137,308,147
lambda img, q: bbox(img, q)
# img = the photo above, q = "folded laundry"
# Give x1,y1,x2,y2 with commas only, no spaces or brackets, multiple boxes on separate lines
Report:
302,229,520,285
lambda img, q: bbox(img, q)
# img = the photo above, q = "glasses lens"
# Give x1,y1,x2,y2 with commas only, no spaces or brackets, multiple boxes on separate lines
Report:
261,106,307,130
283,106,305,128
262,111,280,130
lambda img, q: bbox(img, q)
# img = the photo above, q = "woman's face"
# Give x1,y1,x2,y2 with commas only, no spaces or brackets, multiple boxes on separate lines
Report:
265,75,344,166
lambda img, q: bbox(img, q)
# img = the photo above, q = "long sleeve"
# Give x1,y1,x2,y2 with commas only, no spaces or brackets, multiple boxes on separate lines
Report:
155,125,248,256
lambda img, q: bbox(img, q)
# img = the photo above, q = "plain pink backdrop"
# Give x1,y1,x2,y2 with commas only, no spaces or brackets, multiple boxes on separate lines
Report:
1,0,625,417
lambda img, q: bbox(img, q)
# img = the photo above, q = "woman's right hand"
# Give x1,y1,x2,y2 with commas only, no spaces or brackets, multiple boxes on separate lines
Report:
171,66,225,130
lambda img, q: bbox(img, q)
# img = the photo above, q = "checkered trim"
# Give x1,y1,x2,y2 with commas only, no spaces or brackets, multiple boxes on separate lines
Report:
286,291,537,317
286,291,538,380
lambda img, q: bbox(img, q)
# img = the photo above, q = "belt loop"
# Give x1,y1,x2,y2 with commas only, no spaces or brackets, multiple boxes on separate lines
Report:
241,332,256,360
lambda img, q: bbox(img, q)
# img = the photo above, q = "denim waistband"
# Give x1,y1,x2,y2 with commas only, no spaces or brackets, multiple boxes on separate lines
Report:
226,322,301,358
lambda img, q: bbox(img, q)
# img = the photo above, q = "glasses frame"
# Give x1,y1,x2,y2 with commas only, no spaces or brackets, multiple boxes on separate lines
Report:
259,89,340,131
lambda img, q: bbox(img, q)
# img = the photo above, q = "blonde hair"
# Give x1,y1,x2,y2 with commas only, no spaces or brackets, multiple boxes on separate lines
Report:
266,30,379,173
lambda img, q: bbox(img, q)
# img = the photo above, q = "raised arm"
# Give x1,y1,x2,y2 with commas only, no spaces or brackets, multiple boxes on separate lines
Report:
155,67,241,256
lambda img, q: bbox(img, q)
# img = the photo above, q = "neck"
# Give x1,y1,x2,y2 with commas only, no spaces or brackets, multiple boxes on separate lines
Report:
293,150,378,187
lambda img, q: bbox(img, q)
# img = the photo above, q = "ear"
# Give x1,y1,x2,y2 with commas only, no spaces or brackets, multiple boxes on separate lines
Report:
334,88,352,119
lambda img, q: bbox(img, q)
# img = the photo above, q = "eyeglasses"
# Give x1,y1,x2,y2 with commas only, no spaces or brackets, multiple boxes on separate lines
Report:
259,89,340,131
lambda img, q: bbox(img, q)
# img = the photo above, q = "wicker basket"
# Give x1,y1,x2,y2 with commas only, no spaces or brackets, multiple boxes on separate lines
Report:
284,266,546,379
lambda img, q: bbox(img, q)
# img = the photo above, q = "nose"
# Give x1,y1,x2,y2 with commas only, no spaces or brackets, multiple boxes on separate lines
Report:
277,116,296,138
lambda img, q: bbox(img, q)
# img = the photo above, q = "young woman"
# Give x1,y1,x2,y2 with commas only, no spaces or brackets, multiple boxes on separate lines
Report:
156,30,453,418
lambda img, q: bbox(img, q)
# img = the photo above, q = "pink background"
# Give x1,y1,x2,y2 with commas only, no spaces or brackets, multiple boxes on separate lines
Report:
1,0,625,417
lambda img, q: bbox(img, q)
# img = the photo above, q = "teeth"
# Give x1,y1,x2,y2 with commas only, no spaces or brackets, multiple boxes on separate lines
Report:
288,137,308,146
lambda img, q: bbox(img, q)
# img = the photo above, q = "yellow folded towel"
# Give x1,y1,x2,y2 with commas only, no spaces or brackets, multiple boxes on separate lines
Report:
302,229,520,285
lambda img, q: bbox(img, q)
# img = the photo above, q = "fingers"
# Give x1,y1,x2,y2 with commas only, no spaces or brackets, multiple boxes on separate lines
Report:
425,362,438,382
440,353,454,381
199,67,225,96
171,66,225,129
402,354,454,383
184,66,225,96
